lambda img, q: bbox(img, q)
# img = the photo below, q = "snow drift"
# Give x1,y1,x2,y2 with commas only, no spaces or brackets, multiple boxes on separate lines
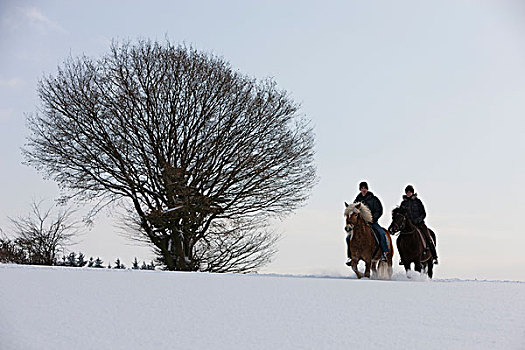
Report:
1,264,524,349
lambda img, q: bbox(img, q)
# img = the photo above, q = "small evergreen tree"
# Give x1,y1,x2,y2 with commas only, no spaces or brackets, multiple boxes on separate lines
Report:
77,253,87,267
132,257,139,270
66,252,77,267
114,258,125,269
93,257,104,268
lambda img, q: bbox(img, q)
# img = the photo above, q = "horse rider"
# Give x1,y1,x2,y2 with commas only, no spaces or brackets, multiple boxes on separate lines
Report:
347,181,389,264
400,185,439,264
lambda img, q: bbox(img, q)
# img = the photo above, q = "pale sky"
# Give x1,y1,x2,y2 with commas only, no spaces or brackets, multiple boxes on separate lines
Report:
1,0,524,280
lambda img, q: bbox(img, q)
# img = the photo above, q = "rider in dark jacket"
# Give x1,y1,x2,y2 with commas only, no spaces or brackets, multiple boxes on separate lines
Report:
348,181,388,262
354,188,383,223
400,185,438,264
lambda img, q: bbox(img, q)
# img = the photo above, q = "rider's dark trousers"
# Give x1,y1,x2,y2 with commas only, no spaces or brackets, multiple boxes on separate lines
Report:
418,222,438,259
346,234,351,258
371,222,389,254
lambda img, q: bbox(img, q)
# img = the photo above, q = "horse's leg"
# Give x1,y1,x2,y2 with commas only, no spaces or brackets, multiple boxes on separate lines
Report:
386,238,393,279
351,260,362,279
427,261,434,279
371,259,378,278
364,260,371,278
403,262,411,277
414,261,422,274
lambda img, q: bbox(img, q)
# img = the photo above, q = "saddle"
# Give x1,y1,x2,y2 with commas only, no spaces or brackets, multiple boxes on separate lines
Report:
414,226,428,250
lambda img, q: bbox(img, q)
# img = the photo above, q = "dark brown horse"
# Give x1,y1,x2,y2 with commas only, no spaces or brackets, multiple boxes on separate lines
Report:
388,207,436,279
344,202,393,279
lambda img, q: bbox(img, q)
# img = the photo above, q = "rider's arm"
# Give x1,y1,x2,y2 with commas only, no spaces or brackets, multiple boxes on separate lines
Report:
416,199,426,224
375,197,383,222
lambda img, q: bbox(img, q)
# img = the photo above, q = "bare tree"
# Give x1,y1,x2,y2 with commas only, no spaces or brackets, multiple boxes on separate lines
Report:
7,200,81,265
24,39,317,272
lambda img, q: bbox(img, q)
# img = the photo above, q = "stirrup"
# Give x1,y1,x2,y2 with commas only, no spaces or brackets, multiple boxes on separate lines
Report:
433,258,439,265
345,258,352,266
380,252,387,262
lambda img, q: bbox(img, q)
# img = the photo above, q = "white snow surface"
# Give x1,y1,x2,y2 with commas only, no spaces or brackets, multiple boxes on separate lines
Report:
1,264,524,350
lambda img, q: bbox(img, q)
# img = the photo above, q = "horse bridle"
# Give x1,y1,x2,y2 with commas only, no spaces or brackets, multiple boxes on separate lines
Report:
345,213,355,233
345,209,360,233
389,212,406,235
390,211,418,236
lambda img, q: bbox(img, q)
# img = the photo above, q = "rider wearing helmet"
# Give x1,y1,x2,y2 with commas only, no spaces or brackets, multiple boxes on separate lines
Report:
348,181,389,263
400,185,438,264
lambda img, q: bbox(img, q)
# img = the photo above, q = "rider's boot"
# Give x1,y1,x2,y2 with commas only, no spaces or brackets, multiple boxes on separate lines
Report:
430,247,439,264
419,223,438,265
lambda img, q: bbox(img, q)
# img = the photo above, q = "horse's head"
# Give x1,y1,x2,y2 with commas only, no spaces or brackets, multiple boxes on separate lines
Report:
344,202,372,233
389,206,408,233
344,202,358,233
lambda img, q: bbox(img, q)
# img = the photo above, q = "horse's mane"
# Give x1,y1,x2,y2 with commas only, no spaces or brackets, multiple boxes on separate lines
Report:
392,206,408,217
344,202,373,223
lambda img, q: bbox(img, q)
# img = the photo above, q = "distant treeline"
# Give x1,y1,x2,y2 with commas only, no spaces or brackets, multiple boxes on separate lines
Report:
0,239,155,270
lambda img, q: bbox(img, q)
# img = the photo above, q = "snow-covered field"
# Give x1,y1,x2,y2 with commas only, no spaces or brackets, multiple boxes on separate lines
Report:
1,264,524,350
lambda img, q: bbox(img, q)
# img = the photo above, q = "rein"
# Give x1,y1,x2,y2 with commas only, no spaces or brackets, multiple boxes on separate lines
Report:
399,225,418,235
396,214,428,250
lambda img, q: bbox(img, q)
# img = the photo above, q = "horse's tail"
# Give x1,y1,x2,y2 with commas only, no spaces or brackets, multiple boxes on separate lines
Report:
378,231,394,280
